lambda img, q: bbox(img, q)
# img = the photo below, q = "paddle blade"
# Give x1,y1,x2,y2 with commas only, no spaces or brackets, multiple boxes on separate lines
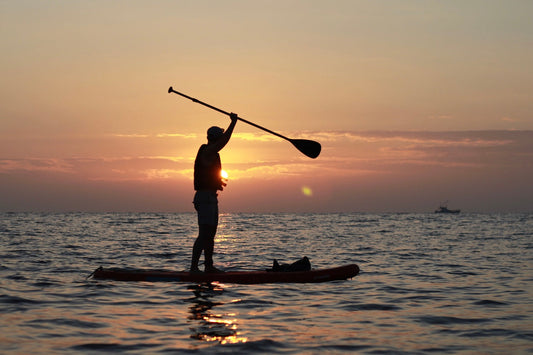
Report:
290,139,321,159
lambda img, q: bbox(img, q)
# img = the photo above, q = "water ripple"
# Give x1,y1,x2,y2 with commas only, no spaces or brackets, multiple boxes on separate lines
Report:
1,212,531,353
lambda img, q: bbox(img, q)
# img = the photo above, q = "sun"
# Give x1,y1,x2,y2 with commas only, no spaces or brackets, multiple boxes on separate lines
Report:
221,169,229,179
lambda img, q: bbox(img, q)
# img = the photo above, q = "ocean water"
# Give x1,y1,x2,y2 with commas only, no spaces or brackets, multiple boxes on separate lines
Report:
1,212,532,354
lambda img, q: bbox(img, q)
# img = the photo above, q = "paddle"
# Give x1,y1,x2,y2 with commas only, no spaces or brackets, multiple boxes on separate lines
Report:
168,87,321,159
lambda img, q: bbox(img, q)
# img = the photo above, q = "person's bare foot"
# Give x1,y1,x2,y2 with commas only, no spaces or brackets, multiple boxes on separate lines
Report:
205,266,224,273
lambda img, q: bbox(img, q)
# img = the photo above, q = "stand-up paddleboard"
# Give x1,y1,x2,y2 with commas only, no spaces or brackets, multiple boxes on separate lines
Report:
91,264,359,284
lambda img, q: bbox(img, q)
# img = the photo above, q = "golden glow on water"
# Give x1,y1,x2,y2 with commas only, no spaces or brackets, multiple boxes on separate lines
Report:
3,213,531,353
187,284,248,345
196,313,248,345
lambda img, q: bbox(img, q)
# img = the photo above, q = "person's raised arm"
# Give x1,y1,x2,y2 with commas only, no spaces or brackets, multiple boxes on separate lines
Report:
207,113,238,153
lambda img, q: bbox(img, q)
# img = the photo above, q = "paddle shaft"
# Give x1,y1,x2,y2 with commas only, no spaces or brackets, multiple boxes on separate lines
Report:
168,87,291,142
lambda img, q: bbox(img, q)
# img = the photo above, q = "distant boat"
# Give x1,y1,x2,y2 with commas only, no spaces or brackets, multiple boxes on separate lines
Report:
435,202,460,214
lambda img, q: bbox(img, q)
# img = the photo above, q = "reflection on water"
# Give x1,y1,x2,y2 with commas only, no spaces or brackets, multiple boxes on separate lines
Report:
186,283,248,345
2,212,531,353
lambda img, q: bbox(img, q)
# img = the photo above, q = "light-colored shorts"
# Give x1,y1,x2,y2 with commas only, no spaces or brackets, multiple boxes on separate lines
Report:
193,191,219,226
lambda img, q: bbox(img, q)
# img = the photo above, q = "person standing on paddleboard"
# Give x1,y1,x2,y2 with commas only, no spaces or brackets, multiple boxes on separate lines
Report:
191,113,238,273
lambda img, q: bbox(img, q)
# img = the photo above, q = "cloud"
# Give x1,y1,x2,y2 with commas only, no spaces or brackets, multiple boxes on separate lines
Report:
112,131,281,142
155,133,198,138
111,132,198,139
315,130,533,175
1,130,531,212
0,156,193,183
0,158,75,174
233,132,279,142
112,132,280,141
313,130,513,148
111,133,151,138
224,162,318,180
3,130,526,181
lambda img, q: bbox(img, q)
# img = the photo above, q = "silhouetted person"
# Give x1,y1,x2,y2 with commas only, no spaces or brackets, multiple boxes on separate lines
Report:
190,113,238,273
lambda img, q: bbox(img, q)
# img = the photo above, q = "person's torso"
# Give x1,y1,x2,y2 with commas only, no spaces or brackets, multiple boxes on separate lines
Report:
194,144,223,191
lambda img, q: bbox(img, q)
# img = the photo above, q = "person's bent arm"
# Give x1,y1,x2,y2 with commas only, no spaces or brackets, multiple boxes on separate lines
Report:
208,113,238,153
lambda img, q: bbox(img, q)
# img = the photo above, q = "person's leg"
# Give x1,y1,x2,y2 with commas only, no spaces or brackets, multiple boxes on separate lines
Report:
202,224,217,269
191,191,219,272
190,232,204,272
204,195,220,272
190,224,217,271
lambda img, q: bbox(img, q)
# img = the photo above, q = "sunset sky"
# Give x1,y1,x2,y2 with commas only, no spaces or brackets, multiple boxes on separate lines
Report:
1,1,532,213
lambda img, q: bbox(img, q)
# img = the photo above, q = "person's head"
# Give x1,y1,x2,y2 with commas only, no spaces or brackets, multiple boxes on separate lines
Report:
207,126,224,142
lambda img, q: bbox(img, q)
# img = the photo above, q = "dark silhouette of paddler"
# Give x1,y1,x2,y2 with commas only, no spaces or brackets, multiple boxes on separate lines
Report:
190,113,238,273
